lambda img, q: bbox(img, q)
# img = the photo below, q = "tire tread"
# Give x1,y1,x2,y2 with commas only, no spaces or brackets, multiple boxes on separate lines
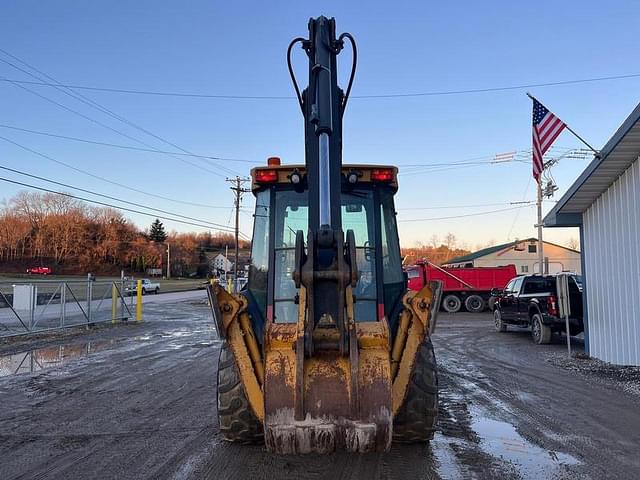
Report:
217,342,263,444
393,337,438,443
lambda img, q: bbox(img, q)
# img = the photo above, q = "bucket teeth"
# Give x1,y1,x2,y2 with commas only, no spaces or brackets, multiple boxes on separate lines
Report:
345,423,377,453
264,410,391,454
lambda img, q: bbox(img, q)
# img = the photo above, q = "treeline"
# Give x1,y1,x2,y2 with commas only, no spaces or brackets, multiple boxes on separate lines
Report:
401,233,471,266
0,191,247,276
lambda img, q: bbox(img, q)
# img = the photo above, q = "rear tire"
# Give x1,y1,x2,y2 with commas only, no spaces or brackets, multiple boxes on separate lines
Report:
217,342,263,444
393,337,438,443
531,314,552,344
464,295,485,313
442,294,462,313
155,287,159,294
494,309,507,332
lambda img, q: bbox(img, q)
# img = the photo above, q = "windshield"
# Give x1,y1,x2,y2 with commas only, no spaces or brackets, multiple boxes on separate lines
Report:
272,188,378,323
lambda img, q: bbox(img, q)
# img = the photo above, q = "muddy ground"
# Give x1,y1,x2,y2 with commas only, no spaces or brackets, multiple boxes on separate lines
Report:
1,296,639,479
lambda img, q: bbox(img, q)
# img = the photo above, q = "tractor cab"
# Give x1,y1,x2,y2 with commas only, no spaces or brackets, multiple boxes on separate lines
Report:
245,160,405,335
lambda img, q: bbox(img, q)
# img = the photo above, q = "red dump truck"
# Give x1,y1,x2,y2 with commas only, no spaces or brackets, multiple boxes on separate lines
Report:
405,260,517,313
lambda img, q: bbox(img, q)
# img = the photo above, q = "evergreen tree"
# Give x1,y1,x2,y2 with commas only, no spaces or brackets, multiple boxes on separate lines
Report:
149,218,167,242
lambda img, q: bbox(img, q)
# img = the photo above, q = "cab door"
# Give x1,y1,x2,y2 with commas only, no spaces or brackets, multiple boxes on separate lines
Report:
500,277,523,321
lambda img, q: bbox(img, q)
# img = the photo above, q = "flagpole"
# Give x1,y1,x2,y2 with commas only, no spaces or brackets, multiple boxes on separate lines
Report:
526,92,599,155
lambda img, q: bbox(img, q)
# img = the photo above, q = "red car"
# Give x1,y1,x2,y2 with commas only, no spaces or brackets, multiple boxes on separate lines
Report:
27,266,52,275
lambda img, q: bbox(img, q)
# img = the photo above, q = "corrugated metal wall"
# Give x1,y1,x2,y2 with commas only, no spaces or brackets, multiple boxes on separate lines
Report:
583,157,640,366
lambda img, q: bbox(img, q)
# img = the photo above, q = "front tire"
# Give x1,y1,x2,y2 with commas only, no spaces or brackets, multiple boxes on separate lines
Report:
532,314,552,344
494,309,507,332
442,294,462,313
217,342,263,443
393,337,438,442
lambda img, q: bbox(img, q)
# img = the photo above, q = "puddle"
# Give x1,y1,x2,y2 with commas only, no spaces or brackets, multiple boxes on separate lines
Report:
471,408,579,478
0,340,117,377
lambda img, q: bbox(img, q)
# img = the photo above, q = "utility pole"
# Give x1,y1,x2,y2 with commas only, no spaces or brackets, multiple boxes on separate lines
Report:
166,243,171,279
226,177,250,292
536,181,544,274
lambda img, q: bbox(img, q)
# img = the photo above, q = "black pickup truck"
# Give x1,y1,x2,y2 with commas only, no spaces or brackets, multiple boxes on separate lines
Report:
493,274,583,344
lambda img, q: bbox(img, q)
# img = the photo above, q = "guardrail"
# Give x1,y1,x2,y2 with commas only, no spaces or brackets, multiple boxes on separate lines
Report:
0,279,136,338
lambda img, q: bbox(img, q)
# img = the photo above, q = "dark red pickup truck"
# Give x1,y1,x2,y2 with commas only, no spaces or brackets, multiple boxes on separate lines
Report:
26,266,52,275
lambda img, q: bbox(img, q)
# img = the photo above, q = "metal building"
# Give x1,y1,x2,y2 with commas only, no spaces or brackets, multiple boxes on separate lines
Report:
544,102,640,366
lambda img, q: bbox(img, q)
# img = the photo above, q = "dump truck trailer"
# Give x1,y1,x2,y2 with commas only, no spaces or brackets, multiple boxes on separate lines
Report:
406,260,516,313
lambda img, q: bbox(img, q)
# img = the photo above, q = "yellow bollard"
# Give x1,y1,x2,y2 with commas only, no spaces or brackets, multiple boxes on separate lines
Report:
111,284,118,324
136,279,143,322
227,278,232,293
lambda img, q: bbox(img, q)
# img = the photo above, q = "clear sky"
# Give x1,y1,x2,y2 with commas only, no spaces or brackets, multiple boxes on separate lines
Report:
1,1,639,249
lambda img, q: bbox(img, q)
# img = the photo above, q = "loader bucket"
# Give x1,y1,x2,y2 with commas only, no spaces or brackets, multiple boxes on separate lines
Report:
262,321,393,454
210,281,439,454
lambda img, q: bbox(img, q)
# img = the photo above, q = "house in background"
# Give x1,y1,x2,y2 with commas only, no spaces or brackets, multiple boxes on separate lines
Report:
210,253,233,274
544,101,640,366
443,238,581,274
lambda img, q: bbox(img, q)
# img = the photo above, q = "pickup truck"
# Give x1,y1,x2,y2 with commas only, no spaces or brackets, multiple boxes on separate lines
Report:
125,278,160,295
493,274,583,344
27,266,52,275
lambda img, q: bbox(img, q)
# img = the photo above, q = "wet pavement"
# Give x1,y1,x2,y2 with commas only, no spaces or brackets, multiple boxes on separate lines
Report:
0,340,120,377
0,300,638,479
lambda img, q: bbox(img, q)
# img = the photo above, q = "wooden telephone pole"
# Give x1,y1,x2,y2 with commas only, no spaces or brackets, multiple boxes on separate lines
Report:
226,177,250,292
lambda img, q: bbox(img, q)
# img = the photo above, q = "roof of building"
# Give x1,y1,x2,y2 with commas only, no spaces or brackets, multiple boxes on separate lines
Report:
544,101,640,227
444,237,580,265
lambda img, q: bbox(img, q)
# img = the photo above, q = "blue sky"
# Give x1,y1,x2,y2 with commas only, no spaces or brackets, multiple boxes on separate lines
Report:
1,1,639,249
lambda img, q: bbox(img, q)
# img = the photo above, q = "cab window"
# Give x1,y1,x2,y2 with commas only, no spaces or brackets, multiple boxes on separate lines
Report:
511,277,524,295
247,189,270,316
504,279,516,293
271,189,378,323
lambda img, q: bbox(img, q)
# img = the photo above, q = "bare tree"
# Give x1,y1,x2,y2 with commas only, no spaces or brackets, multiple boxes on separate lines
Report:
444,232,457,250
566,237,580,251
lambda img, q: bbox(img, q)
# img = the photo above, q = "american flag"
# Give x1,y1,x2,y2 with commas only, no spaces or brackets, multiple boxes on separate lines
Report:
532,98,566,182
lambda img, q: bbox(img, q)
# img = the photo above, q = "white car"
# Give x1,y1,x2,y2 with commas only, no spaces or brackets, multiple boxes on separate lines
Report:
125,278,160,295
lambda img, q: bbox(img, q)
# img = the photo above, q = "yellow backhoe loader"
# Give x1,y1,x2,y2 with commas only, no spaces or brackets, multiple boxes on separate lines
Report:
207,16,442,454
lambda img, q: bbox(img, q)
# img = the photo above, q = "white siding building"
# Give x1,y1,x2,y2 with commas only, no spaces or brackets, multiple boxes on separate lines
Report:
545,102,640,366
212,254,233,273
443,238,581,275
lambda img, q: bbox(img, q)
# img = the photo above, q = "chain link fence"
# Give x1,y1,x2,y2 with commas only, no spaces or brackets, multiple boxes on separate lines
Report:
0,279,134,338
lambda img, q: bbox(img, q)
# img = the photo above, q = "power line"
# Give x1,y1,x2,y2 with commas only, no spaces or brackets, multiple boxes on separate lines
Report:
399,201,535,211
0,49,243,176
0,176,237,233
2,72,640,99
0,78,234,179
0,164,236,229
507,176,534,240
398,205,534,222
0,50,240,178
397,147,580,176
0,124,258,164
0,135,234,209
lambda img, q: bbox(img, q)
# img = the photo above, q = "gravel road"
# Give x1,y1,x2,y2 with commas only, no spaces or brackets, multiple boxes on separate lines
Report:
0,301,638,479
